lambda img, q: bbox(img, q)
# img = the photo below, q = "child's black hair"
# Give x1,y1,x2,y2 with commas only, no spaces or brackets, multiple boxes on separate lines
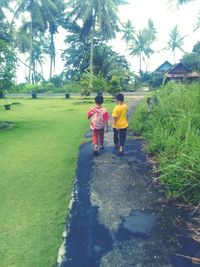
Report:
116,93,124,102
95,95,103,104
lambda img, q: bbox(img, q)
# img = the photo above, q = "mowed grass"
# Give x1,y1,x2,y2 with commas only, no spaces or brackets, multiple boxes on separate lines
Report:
0,96,114,267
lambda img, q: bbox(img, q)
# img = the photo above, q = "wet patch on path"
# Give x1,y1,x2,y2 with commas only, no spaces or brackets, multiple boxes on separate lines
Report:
60,142,113,267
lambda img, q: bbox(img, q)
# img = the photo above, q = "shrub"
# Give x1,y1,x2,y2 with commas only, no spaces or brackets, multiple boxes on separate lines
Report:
108,78,121,96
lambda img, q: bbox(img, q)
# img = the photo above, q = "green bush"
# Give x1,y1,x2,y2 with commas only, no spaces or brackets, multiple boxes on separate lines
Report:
43,82,54,92
108,78,121,96
92,76,107,93
129,82,200,204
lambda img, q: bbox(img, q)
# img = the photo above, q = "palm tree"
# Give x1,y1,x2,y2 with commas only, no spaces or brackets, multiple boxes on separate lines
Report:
172,0,199,31
167,25,185,63
122,20,135,50
143,19,157,71
129,30,147,74
0,0,12,21
42,0,66,80
194,11,200,31
68,0,127,88
15,23,30,78
174,0,194,4
12,0,58,83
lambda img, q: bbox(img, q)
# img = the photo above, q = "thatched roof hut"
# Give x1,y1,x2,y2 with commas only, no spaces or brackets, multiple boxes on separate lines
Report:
164,62,200,81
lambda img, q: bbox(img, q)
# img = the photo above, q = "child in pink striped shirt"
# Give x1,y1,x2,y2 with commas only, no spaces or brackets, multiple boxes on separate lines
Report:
88,95,109,154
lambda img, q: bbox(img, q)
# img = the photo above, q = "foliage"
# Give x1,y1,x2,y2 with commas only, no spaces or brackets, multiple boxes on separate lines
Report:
13,0,62,83
0,40,16,93
61,26,90,80
148,74,164,89
92,75,107,93
62,25,129,84
128,19,157,73
49,74,65,88
181,52,200,72
108,77,121,96
192,41,200,54
80,73,91,97
93,45,129,81
166,25,185,63
67,0,127,87
129,82,200,204
64,82,81,93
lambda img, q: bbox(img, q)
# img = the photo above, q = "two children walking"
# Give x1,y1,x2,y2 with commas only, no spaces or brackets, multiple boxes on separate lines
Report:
88,93,128,155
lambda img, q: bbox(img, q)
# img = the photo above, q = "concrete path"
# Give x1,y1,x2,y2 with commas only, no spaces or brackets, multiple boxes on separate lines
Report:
58,97,199,267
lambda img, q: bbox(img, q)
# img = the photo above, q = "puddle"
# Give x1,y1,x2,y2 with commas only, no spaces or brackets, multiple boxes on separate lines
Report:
116,210,156,241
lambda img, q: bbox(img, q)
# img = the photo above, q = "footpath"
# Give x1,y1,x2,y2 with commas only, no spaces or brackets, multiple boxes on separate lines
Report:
58,96,200,267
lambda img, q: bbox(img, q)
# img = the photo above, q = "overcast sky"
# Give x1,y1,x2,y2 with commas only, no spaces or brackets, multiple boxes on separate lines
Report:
17,0,200,82
110,0,200,72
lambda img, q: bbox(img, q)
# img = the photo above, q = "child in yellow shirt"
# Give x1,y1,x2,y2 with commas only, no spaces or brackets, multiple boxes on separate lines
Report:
112,93,128,154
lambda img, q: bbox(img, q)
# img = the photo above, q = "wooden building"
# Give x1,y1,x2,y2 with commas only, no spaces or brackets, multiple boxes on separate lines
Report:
164,62,200,82
153,61,173,75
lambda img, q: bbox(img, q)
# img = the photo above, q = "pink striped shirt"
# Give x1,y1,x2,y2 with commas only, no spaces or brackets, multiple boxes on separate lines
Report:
88,106,109,130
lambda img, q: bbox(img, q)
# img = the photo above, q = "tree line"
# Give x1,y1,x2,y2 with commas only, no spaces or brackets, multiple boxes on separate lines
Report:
0,0,199,96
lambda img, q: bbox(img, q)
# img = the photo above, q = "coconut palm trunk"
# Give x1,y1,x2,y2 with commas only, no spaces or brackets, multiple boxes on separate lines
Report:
49,33,55,81
89,20,95,89
28,5,33,83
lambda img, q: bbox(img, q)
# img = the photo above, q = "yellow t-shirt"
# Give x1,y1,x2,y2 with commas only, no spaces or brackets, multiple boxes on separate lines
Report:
112,104,128,129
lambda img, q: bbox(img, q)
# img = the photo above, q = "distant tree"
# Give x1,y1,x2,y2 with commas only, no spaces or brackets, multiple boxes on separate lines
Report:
166,25,185,63
194,11,200,31
181,52,200,71
129,30,147,73
62,22,129,82
172,0,199,31
0,40,16,96
93,45,129,81
61,21,90,80
122,20,135,50
143,19,157,71
42,0,66,80
80,72,91,98
0,11,16,97
67,0,127,88
0,0,12,21
12,0,58,83
175,0,194,4
108,76,122,96
193,41,200,53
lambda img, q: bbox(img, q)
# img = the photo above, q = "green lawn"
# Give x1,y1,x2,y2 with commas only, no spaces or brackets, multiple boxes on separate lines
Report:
0,96,114,267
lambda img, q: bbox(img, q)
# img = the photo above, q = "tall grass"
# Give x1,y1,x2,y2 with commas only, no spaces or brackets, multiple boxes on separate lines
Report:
129,82,200,204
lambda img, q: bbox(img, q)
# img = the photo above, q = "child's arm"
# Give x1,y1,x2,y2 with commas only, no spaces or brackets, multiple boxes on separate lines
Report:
88,112,91,119
103,111,109,132
105,120,108,132
113,117,118,130
88,108,94,119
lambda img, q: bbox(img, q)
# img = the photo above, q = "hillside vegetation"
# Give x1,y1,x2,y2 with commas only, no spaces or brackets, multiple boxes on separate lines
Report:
129,82,200,205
